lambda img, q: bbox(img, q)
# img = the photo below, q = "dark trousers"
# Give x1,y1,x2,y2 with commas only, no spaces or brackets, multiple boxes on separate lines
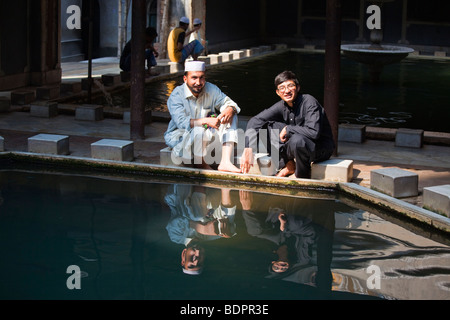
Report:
280,134,333,178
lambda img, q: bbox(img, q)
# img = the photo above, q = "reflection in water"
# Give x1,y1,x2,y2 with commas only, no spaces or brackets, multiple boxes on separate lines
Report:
0,171,449,300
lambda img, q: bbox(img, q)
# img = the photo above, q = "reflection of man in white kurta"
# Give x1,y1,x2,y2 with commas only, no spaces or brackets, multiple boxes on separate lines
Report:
164,61,241,173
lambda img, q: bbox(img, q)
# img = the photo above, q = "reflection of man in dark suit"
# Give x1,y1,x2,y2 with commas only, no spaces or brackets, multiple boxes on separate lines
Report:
239,190,337,293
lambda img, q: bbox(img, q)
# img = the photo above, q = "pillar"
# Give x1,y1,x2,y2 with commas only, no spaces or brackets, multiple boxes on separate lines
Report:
130,0,147,140
323,0,342,156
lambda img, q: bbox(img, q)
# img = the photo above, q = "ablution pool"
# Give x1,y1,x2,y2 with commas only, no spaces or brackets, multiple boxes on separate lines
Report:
1,166,449,300
104,50,450,133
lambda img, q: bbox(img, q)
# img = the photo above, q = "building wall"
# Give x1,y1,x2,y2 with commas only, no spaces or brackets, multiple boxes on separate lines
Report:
0,0,61,91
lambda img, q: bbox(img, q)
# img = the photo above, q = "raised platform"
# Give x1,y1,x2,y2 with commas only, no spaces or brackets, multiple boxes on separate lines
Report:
370,167,418,198
423,185,450,217
91,139,134,162
311,159,354,182
75,104,104,121
28,133,70,155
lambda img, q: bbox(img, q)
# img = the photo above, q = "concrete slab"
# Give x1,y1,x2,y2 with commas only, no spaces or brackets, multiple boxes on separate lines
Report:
208,54,222,65
371,167,418,198
30,102,58,118
36,86,60,100
169,62,183,73
75,104,104,121
198,56,211,65
91,139,134,162
219,52,232,62
28,134,70,155
423,184,450,217
230,50,245,60
160,147,174,166
120,71,130,82
60,81,82,94
123,110,152,124
311,159,354,182
102,73,121,86
0,97,11,112
395,128,424,148
339,124,366,143
11,91,35,105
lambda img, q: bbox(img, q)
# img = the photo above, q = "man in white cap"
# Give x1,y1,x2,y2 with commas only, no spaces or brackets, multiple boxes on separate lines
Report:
188,18,206,53
164,60,242,173
167,16,204,63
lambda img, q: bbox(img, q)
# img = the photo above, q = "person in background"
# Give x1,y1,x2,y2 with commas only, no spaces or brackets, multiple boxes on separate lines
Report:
188,18,207,54
120,27,159,76
167,16,204,64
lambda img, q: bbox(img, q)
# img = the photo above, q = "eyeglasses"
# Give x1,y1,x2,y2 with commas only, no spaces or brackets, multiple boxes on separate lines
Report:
277,83,296,92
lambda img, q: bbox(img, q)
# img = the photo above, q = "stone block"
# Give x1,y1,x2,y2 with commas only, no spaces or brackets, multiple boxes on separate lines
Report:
0,97,11,112
256,154,277,176
311,159,354,182
160,147,176,166
30,102,58,118
423,184,450,217
120,71,130,82
11,91,35,105
60,81,82,94
434,51,447,57
28,134,70,155
241,49,252,58
198,56,211,65
0,136,4,152
36,86,60,100
338,124,366,143
230,50,245,60
169,62,183,73
274,44,288,50
208,54,222,65
370,167,418,198
75,104,104,121
91,139,134,162
219,52,232,62
395,128,424,148
259,45,271,52
122,110,152,124
152,65,170,74
102,73,121,86
250,47,261,55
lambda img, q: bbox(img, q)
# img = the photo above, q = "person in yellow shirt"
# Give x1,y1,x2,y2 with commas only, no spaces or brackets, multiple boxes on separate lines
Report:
167,17,204,63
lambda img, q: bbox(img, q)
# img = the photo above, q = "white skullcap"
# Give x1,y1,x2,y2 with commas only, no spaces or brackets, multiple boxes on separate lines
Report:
185,60,205,72
180,16,189,24
193,18,202,25
182,268,203,275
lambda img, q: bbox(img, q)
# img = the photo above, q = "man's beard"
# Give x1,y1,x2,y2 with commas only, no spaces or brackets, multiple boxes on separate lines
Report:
187,83,204,95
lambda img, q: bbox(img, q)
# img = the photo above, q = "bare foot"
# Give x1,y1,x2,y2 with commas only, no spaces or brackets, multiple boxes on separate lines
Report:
218,161,242,173
276,160,295,177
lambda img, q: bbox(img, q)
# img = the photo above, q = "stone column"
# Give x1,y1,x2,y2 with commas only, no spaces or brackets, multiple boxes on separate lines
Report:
30,0,62,86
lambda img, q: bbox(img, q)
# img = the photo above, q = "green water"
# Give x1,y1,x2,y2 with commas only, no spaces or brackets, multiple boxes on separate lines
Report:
1,170,449,300
109,51,450,133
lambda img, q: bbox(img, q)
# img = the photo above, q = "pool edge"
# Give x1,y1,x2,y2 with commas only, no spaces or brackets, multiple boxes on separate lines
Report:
1,151,449,235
